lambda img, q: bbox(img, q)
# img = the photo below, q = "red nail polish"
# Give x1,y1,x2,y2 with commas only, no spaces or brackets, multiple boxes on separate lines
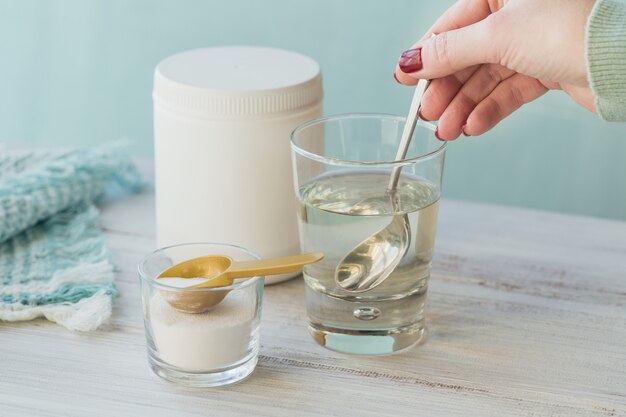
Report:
434,127,443,141
393,72,401,84
398,48,423,73
461,124,470,136
418,109,430,121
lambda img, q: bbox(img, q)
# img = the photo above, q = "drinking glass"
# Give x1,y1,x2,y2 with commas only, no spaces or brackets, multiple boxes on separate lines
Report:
138,243,263,387
291,114,446,355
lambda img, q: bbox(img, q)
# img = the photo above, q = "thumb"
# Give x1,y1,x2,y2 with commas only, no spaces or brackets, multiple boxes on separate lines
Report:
398,17,501,79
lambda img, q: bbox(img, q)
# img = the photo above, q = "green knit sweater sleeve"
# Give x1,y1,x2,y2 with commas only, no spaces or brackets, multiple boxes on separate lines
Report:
587,0,626,121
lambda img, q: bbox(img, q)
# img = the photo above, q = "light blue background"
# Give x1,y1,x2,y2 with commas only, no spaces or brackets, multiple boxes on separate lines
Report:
1,0,625,220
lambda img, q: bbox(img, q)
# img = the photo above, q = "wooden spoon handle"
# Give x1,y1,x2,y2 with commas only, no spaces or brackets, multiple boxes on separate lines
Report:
227,252,324,279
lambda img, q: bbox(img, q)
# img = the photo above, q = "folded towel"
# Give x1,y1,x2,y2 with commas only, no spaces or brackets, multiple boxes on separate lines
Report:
0,145,143,331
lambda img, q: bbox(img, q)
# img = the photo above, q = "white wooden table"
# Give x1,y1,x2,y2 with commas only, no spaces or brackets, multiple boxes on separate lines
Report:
2,188,625,417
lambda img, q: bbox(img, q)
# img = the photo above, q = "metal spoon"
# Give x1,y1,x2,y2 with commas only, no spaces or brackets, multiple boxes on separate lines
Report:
335,76,431,293
157,252,324,313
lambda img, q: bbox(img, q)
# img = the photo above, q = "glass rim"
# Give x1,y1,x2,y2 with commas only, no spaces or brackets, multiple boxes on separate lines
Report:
138,242,264,292
290,112,447,167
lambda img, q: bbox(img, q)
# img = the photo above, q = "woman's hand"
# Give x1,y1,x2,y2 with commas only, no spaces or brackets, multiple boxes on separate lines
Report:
394,0,596,140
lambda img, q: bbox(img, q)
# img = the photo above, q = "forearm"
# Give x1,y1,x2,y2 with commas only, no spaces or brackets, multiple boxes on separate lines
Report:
587,0,626,121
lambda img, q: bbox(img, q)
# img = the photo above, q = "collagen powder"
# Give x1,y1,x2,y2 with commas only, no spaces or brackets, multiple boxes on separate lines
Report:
149,292,255,371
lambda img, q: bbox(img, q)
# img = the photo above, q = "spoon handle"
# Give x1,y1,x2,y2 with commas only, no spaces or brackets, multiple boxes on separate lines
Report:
387,76,431,192
227,252,324,279
388,33,436,192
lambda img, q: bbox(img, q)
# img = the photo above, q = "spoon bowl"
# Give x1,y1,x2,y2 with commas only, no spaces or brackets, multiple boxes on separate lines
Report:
159,285,231,314
335,212,411,292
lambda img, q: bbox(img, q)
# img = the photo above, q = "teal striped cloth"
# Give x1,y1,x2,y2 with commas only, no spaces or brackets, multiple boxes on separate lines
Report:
0,145,142,331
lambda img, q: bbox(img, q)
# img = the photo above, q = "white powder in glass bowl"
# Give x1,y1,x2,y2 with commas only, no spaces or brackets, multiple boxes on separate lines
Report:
149,292,256,371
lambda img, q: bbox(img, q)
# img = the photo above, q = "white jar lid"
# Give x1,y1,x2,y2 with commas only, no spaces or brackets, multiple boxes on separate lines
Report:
153,46,322,118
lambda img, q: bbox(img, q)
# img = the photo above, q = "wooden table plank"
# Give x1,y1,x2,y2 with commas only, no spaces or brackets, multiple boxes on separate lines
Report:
1,190,625,417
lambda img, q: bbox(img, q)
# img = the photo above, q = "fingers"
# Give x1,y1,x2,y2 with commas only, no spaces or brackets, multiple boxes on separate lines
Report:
396,19,500,81
436,64,516,140
394,66,418,85
463,74,548,137
391,0,545,138
393,0,503,85
419,66,479,121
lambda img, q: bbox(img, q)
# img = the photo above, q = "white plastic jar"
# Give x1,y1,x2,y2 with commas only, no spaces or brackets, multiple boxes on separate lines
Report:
153,46,322,284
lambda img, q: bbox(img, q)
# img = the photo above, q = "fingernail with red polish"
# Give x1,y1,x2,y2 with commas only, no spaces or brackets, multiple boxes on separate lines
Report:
461,124,470,136
393,72,401,84
434,127,443,141
418,109,429,121
398,48,423,73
